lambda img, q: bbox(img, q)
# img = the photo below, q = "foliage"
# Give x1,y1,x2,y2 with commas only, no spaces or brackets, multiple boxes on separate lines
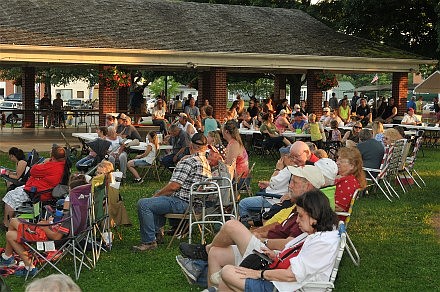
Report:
98,67,131,90
315,72,338,91
148,76,181,99
227,75,274,99
339,73,392,88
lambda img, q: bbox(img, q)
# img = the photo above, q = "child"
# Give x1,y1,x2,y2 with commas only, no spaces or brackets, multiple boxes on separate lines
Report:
304,113,324,149
372,121,384,146
127,131,158,184
329,119,342,142
0,111,6,129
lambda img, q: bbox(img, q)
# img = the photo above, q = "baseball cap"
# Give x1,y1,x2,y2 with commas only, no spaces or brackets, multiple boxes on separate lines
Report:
287,165,325,189
408,108,415,112
179,113,188,118
323,107,330,112
118,113,127,120
314,158,338,186
191,132,207,146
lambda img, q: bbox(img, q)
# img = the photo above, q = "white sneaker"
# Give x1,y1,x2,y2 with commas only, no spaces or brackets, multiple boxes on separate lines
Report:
210,270,222,286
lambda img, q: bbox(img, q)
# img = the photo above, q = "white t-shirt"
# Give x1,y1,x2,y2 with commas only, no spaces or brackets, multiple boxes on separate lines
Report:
106,136,123,151
401,114,420,124
178,121,198,137
265,167,291,204
273,230,339,292
141,142,157,165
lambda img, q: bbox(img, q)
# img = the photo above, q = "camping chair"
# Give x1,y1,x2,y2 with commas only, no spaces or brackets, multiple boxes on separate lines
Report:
399,135,426,188
235,162,255,200
139,149,162,182
1,149,44,190
335,189,362,267
382,139,407,198
18,184,92,280
89,174,111,267
297,221,348,291
363,145,394,202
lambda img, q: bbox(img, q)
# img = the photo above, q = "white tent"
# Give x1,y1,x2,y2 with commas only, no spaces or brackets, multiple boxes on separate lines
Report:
413,71,440,94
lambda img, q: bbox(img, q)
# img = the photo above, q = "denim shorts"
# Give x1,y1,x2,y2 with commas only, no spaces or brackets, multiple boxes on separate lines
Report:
244,278,274,292
133,159,151,167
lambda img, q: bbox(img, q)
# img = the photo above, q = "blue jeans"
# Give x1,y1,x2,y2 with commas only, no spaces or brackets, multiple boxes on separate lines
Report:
75,155,95,169
239,196,272,218
245,278,274,292
137,196,188,243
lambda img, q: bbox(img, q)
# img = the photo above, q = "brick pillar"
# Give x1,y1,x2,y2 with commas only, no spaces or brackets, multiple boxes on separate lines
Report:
197,72,211,107
273,74,286,107
306,70,323,120
99,66,118,126
392,72,408,115
209,68,227,120
22,67,36,128
118,86,129,112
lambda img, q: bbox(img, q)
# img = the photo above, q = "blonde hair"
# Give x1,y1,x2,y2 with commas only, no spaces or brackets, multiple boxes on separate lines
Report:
338,147,367,189
372,121,384,136
208,130,222,145
308,113,317,123
314,149,328,159
383,128,403,145
97,160,114,174
223,120,244,147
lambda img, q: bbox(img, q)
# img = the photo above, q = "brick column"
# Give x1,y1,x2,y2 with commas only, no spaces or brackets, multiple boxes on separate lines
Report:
306,70,323,120
99,66,118,126
118,86,129,113
274,74,286,106
22,67,36,128
209,68,227,120
392,72,408,115
197,72,211,106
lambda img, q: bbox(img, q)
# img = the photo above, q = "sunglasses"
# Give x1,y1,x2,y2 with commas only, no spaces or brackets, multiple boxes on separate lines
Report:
354,126,362,129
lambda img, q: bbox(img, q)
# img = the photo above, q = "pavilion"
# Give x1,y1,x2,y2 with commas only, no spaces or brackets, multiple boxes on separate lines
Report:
0,0,436,127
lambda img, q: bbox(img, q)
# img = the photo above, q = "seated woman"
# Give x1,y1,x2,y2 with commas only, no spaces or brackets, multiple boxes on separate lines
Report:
274,110,293,133
383,128,404,147
151,99,168,135
222,120,249,185
127,131,158,184
372,121,385,146
218,190,339,291
334,147,366,213
260,113,291,149
3,147,27,191
341,121,363,147
0,174,88,277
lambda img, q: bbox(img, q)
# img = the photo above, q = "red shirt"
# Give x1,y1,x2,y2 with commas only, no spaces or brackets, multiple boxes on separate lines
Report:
24,160,66,201
335,174,360,212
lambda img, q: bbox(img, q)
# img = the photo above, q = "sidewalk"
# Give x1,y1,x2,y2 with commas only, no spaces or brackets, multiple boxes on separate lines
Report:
0,127,86,153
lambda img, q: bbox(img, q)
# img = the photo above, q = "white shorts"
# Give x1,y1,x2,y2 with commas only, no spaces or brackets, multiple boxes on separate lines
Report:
231,235,265,266
3,185,30,210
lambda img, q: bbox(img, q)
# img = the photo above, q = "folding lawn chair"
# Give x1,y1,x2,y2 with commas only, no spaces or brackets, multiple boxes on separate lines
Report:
399,135,426,188
139,149,162,183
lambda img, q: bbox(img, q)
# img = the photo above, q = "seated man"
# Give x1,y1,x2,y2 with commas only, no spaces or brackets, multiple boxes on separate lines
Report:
3,146,66,228
177,113,197,138
357,129,384,170
379,98,398,123
356,98,372,127
134,133,211,252
239,141,321,220
401,108,422,125
161,124,190,170
120,116,142,141
177,165,326,286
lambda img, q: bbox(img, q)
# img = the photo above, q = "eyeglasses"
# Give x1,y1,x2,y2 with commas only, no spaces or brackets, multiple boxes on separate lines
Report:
354,126,362,129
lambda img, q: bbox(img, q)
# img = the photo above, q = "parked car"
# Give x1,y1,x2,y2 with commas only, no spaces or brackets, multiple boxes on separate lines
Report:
0,100,23,124
5,93,22,101
423,103,435,113
65,99,85,109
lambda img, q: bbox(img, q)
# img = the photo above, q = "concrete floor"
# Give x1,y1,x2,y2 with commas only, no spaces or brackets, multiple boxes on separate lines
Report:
0,127,85,153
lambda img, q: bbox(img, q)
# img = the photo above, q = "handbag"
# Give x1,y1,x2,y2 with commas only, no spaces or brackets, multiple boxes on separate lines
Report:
239,252,272,270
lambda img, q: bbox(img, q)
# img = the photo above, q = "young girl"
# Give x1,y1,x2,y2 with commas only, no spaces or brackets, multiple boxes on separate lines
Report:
372,121,384,146
329,119,342,142
303,113,324,149
127,131,158,183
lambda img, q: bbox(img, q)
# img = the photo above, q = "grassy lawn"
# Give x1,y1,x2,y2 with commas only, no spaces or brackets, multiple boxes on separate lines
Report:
0,149,439,291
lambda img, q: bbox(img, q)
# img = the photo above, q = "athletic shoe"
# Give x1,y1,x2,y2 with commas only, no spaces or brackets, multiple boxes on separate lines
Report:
0,255,15,267
179,243,208,261
176,255,200,283
15,267,38,277
134,178,144,184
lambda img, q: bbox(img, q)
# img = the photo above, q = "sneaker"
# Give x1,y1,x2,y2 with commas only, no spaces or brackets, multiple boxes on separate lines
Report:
15,267,38,277
175,255,201,283
156,229,164,245
134,178,144,184
202,287,218,292
0,255,15,267
132,241,157,252
179,243,208,261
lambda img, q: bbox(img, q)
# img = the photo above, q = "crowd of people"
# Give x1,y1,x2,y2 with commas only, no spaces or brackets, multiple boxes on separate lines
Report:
0,91,421,289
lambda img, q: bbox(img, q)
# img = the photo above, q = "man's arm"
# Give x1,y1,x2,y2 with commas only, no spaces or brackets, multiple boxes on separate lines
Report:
154,181,181,197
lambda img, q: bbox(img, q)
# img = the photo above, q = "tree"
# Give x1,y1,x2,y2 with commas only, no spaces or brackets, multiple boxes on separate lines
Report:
148,76,181,99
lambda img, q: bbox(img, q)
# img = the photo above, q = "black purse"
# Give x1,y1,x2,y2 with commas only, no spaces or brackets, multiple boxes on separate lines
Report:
239,249,273,270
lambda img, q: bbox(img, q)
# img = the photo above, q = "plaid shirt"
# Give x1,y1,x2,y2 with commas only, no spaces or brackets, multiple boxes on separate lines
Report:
170,152,211,202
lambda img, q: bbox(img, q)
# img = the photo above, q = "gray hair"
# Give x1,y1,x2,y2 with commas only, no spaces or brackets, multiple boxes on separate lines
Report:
359,129,372,142
25,274,81,292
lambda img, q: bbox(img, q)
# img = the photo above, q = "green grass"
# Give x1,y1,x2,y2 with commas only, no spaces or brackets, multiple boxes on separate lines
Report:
0,150,439,291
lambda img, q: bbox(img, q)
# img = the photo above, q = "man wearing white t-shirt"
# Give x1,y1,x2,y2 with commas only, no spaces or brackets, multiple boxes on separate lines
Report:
401,108,421,125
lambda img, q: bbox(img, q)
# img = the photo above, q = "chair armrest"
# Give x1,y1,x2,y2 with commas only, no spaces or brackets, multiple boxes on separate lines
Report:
336,211,350,217
254,191,283,199
362,167,380,173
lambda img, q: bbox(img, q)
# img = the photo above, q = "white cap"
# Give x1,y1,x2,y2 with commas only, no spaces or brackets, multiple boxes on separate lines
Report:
287,165,325,189
314,158,338,186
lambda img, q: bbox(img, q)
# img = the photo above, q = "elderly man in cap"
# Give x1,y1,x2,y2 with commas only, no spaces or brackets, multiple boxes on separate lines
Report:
177,165,326,286
134,133,211,251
